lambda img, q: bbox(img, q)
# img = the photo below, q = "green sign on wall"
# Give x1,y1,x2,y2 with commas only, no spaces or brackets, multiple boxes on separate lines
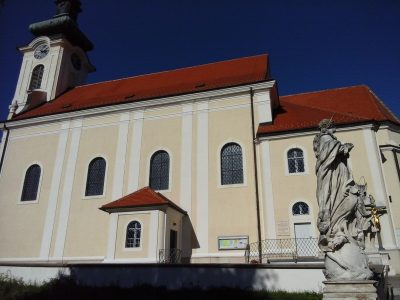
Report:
218,236,248,250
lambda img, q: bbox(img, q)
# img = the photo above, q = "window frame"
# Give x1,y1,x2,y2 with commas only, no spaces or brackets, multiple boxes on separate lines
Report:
28,64,45,91
288,200,316,239
83,156,108,199
292,201,310,216
124,220,143,251
218,141,246,188
18,162,43,204
148,149,172,192
284,145,308,176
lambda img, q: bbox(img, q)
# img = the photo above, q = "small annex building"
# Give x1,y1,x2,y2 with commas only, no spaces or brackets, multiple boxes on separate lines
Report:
100,187,188,263
0,0,399,287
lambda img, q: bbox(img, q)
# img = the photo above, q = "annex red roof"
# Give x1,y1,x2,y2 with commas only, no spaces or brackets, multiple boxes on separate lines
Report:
13,54,270,120
100,186,186,214
258,85,399,135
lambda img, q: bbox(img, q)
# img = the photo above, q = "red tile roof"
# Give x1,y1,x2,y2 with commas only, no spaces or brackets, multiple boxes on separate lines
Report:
258,85,399,135
13,54,270,120
100,186,186,214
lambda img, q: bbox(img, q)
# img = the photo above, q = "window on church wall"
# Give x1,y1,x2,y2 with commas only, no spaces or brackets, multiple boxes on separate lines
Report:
85,157,106,196
21,164,41,201
149,151,170,190
125,221,141,248
221,143,244,185
292,202,310,215
29,65,44,90
287,148,305,173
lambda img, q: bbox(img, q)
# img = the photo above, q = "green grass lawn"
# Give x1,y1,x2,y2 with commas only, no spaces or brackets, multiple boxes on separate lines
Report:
0,273,322,300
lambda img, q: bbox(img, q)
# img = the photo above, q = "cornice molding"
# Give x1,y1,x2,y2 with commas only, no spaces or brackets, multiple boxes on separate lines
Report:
4,80,275,129
258,123,375,141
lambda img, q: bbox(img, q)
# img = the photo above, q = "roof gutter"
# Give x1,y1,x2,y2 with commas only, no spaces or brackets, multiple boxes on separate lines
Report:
99,203,187,215
250,87,263,263
0,122,10,175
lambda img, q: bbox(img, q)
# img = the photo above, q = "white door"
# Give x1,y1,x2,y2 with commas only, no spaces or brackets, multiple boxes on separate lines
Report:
294,223,313,256
294,223,312,239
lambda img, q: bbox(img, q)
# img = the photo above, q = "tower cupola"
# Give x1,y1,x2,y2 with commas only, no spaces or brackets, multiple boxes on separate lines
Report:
8,0,95,119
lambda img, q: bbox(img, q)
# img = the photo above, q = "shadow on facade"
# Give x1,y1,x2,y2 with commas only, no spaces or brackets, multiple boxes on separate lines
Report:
181,215,200,263
66,264,279,291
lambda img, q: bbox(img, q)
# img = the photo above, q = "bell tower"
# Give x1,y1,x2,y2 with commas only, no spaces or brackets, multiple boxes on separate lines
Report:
8,0,95,119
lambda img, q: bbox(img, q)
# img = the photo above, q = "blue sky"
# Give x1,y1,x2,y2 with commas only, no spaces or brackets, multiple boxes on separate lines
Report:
0,0,399,121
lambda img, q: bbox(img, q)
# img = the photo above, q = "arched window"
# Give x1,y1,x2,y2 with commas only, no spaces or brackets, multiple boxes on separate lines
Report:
149,150,170,190
292,202,310,215
125,221,141,248
287,148,305,173
221,143,243,185
85,157,106,196
21,164,41,201
29,65,44,90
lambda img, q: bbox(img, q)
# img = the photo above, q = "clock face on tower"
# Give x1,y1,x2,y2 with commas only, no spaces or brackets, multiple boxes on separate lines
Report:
34,44,50,59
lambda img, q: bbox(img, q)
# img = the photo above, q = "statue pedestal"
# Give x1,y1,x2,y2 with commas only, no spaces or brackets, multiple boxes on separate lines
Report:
323,280,378,299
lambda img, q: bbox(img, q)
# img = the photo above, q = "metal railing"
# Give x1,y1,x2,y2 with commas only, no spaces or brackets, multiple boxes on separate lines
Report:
245,238,321,264
158,248,182,263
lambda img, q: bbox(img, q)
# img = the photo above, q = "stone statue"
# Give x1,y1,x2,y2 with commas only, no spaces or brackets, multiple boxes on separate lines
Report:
360,193,386,251
313,119,374,280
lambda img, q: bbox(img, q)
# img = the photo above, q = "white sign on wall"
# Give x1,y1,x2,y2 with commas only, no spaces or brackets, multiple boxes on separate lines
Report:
276,221,290,236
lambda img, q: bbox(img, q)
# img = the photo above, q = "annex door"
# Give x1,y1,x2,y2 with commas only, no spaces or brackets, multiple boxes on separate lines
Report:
169,230,178,263
170,230,177,249
294,222,313,257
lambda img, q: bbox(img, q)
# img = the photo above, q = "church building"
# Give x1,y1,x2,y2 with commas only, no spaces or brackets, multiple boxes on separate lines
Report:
0,0,399,282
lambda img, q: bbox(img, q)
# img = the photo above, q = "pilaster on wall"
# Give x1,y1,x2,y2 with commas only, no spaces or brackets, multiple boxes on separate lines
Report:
196,101,209,253
12,58,33,113
260,140,276,239
105,214,118,260
127,110,144,193
363,128,397,249
39,121,70,259
105,113,131,260
158,212,166,251
148,211,159,260
254,91,273,124
0,129,10,178
53,119,82,258
111,112,130,200
180,103,193,214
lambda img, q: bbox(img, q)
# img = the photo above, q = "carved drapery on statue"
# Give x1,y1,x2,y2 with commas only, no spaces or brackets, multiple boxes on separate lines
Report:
313,119,378,280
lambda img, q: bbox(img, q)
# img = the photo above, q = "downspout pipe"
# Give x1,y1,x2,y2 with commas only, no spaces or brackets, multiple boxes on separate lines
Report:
250,87,263,263
0,122,10,175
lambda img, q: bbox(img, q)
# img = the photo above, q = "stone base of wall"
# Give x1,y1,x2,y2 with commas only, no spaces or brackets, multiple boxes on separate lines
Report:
190,256,246,264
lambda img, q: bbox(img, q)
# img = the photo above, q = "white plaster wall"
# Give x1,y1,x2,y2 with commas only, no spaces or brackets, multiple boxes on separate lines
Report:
0,266,70,284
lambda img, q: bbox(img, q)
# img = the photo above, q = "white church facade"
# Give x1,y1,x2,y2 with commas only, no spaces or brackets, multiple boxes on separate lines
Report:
0,0,399,280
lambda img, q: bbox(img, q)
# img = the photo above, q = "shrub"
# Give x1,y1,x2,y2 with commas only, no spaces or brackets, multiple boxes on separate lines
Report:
0,273,322,300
